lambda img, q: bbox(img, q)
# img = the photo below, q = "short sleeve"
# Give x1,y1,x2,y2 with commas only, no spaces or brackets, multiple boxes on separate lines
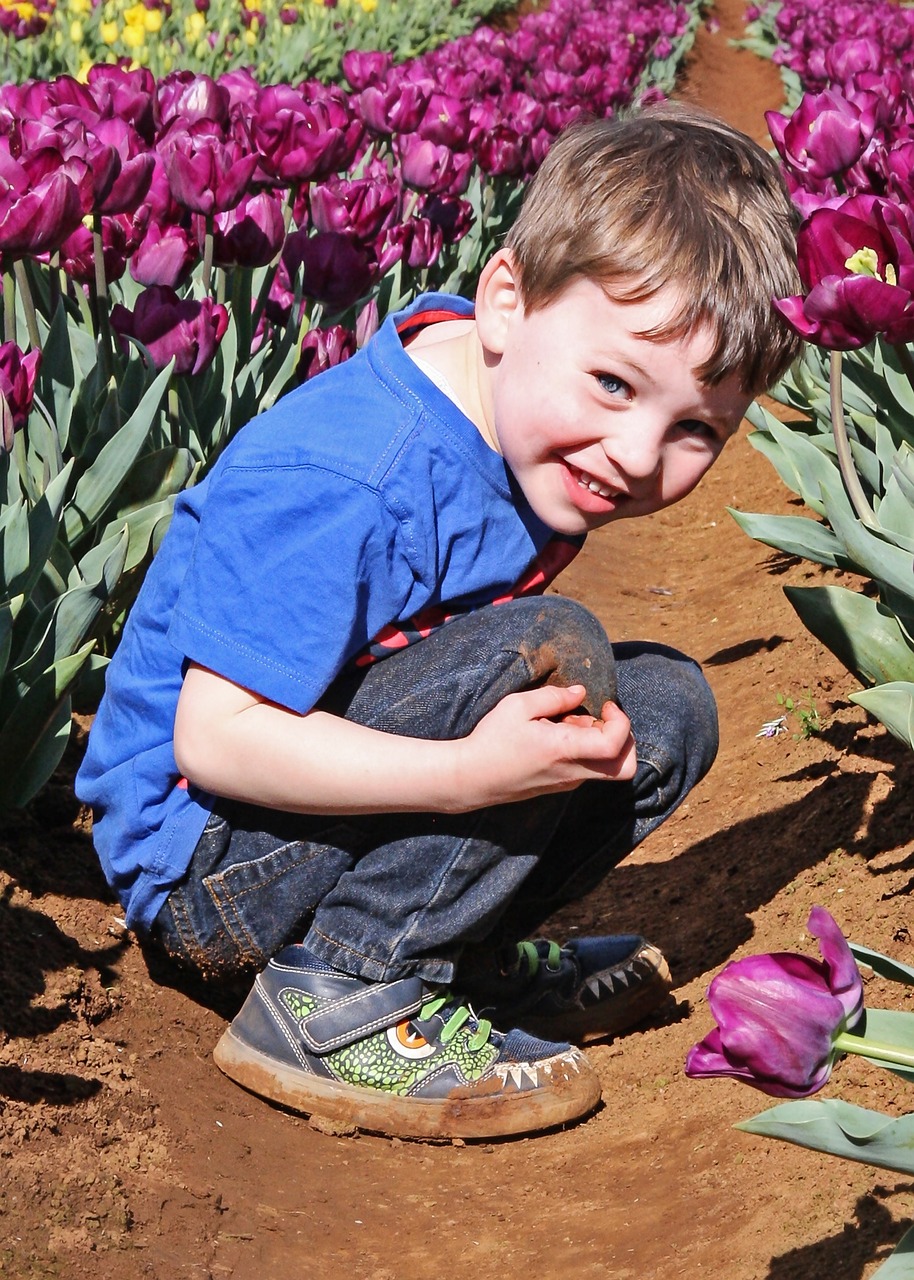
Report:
167,461,418,713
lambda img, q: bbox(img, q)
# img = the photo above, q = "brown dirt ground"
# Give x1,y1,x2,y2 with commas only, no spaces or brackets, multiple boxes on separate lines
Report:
5,6,914,1278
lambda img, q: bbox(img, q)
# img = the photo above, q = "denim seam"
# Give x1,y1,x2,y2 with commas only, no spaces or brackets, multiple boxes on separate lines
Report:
307,925,380,972
203,841,335,962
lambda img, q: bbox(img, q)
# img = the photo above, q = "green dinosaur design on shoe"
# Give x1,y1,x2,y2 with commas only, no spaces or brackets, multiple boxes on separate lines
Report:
281,986,499,1096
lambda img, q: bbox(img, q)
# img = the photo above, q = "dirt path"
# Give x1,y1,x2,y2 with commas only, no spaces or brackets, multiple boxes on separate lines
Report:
4,4,914,1278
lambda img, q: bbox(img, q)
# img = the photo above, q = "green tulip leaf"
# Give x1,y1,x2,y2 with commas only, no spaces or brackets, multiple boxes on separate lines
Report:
0,643,94,809
783,585,914,686
855,1009,914,1084
849,682,914,751
63,362,172,547
823,480,914,593
747,418,838,515
850,942,914,987
728,508,850,569
736,1098,914,1174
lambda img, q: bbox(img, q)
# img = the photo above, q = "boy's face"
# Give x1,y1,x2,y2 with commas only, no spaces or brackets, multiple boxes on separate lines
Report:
476,259,752,537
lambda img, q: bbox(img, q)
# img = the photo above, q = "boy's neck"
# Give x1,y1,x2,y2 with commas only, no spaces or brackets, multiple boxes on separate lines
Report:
404,319,499,454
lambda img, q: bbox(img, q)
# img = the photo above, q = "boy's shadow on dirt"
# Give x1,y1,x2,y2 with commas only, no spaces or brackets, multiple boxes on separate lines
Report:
553,730,914,985
765,1184,913,1280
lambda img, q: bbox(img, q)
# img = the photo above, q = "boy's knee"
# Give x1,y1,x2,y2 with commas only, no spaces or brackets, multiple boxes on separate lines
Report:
616,642,719,779
501,595,616,714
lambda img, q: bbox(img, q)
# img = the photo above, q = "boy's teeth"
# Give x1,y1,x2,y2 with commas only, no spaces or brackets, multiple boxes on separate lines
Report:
577,469,614,499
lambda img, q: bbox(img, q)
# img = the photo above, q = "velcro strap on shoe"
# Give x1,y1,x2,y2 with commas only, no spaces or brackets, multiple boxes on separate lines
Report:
299,976,427,1054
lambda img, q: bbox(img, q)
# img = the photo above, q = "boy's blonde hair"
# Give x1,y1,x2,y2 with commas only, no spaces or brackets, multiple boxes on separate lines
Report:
505,103,802,394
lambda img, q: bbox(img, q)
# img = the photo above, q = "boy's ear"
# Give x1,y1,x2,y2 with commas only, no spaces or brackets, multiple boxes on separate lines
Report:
475,248,523,356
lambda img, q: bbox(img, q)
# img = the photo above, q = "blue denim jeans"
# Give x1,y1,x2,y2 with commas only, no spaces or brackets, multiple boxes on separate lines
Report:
151,596,718,984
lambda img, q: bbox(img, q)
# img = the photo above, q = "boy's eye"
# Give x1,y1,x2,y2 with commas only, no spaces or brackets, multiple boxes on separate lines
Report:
595,372,629,397
678,418,719,441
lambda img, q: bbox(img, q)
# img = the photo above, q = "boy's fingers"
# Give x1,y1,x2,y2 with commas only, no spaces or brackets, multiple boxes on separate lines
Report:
520,683,588,718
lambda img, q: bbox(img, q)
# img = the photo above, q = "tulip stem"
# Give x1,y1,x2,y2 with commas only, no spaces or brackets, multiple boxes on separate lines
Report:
829,349,880,530
92,215,114,382
2,264,15,346
202,217,215,295
834,1030,914,1070
250,186,297,342
13,259,41,353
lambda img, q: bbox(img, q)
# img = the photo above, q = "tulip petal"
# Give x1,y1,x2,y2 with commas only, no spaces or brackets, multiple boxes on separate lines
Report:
808,906,865,1027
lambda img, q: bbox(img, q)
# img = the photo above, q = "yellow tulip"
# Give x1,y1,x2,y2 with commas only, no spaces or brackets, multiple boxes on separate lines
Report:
99,18,119,42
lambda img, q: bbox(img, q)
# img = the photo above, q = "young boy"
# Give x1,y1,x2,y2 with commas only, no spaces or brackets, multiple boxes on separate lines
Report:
77,103,801,1141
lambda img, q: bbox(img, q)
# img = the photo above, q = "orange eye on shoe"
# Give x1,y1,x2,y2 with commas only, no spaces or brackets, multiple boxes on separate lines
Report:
388,1020,437,1059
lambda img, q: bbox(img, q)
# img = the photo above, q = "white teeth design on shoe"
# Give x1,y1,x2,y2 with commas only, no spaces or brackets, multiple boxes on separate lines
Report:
576,469,616,500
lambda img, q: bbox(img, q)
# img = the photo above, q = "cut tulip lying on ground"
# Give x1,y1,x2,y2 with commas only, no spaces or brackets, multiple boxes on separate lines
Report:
688,907,914,1276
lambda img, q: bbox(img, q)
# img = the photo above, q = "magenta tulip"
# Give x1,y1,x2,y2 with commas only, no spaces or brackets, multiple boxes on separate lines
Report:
111,286,228,376
252,85,362,186
0,149,83,257
130,218,198,289
286,230,375,312
767,90,877,183
160,123,258,217
205,190,285,269
685,907,864,1098
309,176,399,240
298,323,356,381
341,50,392,92
0,341,40,449
774,194,914,348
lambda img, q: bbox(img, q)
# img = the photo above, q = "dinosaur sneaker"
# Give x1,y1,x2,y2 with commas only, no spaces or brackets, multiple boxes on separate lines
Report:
213,944,601,1140
460,935,673,1045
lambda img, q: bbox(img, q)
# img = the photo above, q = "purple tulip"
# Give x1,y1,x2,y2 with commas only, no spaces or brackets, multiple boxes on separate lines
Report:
60,211,145,285
0,341,40,450
416,93,472,149
685,906,864,1098
398,135,472,196
285,230,375,313
767,90,878,183
130,218,198,289
160,122,258,217
0,147,83,257
111,286,228,376
155,72,231,131
86,64,156,143
309,176,399,240
356,79,431,137
774,194,914,348
298,323,356,381
204,190,285,269
252,85,362,186
341,50,392,92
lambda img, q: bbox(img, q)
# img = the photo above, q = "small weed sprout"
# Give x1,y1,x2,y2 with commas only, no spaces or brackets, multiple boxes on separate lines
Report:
776,690,823,740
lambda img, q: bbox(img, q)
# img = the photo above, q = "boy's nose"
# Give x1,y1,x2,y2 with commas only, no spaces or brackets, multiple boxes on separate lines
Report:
602,430,662,485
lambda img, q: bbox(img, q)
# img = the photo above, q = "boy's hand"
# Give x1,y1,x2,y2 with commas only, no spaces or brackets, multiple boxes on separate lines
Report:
454,683,637,809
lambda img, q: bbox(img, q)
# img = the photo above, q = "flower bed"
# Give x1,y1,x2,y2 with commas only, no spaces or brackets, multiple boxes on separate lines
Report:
742,0,914,108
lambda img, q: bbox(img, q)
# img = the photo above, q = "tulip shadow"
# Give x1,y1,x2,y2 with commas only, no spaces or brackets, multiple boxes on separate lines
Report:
703,633,788,665
544,734,914,986
765,1183,914,1280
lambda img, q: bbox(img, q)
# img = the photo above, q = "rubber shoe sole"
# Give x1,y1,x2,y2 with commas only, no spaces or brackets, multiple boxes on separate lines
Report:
213,1024,601,1140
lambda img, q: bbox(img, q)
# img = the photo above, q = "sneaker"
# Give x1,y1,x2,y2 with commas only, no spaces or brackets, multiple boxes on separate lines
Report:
213,945,601,1140
461,935,673,1045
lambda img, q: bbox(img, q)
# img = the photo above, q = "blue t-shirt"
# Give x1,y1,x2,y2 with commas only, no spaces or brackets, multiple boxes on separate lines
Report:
76,293,582,931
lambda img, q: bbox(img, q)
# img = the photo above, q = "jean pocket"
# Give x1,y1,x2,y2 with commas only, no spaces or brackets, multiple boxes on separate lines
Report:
202,821,365,967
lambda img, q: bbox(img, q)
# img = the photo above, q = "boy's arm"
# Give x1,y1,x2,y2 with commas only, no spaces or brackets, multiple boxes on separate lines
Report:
174,663,637,816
